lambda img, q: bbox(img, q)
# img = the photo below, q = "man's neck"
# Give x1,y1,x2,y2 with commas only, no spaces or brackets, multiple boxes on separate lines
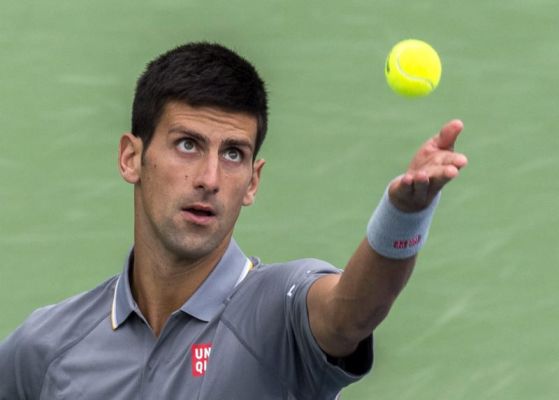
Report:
130,239,229,337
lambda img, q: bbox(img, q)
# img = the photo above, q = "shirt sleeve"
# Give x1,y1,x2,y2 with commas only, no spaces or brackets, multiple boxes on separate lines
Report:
1,323,36,398
0,307,54,400
284,259,373,398
0,329,22,399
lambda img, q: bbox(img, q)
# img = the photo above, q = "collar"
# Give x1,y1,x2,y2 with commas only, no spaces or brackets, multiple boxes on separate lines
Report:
180,239,251,322
111,239,251,329
111,248,139,330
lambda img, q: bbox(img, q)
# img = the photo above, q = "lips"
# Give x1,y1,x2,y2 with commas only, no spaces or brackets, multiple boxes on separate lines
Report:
185,205,215,217
181,203,217,225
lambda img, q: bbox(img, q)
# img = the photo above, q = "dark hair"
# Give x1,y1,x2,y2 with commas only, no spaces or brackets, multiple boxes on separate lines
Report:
131,42,268,158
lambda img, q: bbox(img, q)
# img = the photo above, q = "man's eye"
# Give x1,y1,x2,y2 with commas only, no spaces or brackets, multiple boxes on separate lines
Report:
224,148,242,162
177,139,196,153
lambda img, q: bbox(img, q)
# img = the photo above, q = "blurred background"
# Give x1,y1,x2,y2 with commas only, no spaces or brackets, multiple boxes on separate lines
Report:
1,0,557,398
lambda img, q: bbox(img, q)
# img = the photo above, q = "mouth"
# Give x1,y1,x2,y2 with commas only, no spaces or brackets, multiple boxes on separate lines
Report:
181,204,217,225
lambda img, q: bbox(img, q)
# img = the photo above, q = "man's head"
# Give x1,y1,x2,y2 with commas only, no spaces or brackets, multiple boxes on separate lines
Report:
131,42,268,158
120,42,267,264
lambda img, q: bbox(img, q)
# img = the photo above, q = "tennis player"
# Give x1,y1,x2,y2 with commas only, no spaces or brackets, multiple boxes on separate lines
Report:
0,42,467,399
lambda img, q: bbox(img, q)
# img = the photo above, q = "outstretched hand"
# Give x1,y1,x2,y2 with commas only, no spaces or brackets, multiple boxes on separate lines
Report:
389,119,468,212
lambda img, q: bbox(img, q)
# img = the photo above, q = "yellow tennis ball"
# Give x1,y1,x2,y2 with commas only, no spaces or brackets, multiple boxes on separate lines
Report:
385,39,442,97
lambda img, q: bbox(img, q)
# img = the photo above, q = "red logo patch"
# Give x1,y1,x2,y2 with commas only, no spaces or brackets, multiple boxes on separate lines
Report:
393,234,422,249
191,343,212,377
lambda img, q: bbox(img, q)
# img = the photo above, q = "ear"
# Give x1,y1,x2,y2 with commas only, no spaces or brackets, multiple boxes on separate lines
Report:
242,159,265,206
118,133,143,184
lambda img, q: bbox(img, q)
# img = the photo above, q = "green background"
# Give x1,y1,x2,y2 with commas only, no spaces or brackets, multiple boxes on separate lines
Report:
1,1,557,398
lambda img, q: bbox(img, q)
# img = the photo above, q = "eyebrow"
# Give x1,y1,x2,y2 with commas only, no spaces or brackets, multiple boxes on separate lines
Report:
222,138,254,153
168,127,208,145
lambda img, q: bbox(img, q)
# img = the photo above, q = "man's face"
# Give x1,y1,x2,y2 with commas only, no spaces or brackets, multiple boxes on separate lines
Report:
122,101,264,262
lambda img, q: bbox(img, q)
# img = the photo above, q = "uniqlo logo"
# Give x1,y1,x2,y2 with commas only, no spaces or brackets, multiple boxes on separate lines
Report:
191,343,212,377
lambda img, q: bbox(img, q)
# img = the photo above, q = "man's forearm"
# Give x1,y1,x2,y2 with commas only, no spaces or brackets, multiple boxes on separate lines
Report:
309,239,415,357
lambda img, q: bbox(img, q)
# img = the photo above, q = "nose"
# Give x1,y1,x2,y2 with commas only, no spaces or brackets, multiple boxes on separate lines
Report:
193,154,220,194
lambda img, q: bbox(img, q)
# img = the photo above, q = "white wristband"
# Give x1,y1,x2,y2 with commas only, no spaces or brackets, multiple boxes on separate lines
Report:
366,185,440,259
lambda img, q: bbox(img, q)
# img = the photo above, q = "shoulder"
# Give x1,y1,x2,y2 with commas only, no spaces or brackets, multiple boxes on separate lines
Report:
225,258,341,322
0,276,118,397
252,258,342,283
22,275,117,348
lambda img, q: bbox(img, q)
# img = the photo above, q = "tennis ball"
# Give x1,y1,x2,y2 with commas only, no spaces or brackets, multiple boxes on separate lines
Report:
385,39,442,97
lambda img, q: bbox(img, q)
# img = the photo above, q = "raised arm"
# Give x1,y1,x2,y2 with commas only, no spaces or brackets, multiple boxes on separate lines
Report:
308,119,468,357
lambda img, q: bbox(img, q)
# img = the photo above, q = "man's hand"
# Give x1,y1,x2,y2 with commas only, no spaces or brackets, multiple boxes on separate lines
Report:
389,119,468,213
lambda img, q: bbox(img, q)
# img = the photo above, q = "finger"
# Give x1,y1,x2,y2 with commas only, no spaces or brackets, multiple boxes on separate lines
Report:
452,153,468,169
434,119,464,150
435,151,469,169
401,172,414,188
389,173,414,199
432,165,459,190
421,163,463,192
411,171,430,204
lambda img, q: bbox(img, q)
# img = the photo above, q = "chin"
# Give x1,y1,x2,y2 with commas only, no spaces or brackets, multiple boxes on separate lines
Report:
168,234,229,261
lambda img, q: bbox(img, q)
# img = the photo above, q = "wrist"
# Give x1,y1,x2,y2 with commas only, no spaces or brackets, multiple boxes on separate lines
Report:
366,185,441,259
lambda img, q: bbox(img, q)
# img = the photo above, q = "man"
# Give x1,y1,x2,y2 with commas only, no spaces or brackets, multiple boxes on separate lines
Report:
0,42,468,399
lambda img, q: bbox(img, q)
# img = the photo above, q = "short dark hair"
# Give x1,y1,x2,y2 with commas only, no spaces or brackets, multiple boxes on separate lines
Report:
131,42,268,158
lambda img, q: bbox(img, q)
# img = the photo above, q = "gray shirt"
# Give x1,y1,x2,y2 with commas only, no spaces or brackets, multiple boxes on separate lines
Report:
0,240,373,399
